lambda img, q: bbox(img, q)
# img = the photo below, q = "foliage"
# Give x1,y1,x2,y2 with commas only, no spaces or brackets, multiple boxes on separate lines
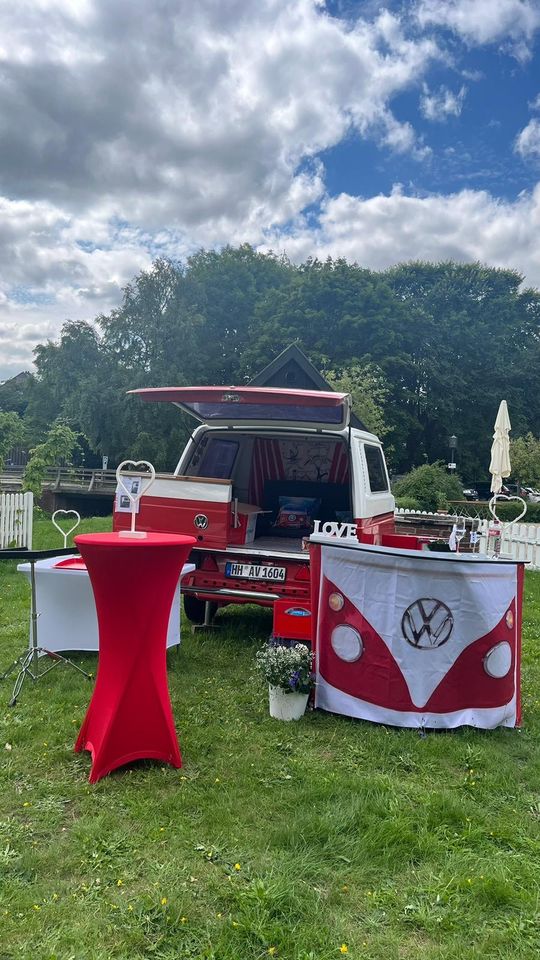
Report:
254,642,314,694
11,250,540,478
510,434,540,487
0,411,24,471
324,360,389,438
455,500,540,522
393,463,463,512
22,419,82,496
0,371,32,417
1,519,540,958
381,261,540,475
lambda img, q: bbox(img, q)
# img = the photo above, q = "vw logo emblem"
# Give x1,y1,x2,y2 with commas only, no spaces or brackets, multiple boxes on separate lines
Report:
401,598,453,649
194,514,209,530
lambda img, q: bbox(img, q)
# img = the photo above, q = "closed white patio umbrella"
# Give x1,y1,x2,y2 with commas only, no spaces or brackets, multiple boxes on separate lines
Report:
489,400,511,495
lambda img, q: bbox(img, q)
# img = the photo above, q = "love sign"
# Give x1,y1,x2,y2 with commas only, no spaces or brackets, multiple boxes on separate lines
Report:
312,520,358,539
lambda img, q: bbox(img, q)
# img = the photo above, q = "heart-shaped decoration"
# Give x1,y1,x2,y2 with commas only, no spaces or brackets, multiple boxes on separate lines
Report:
488,494,527,524
116,460,156,533
52,509,81,547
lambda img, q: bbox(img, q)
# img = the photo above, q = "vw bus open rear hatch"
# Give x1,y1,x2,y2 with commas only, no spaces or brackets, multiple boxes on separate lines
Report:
130,386,351,431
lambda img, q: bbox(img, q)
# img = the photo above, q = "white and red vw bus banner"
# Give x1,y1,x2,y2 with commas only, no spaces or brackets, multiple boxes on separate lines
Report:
311,540,524,729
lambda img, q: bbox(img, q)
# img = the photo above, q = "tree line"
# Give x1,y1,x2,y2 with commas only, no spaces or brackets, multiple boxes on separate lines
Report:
1,245,539,482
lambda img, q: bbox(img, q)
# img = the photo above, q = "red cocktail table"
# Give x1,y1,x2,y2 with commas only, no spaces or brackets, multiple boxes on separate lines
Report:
74,532,196,783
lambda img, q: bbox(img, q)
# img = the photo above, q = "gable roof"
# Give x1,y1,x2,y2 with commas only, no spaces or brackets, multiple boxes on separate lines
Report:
249,343,365,429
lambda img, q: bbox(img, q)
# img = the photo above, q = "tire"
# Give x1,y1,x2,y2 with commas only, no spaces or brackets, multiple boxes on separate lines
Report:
183,595,218,625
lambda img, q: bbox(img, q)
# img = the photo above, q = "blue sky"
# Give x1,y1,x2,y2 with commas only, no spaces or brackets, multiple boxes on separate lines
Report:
334,44,540,199
1,0,540,380
325,46,540,200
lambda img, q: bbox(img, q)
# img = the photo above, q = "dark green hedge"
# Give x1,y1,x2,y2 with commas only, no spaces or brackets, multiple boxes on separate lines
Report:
449,501,539,522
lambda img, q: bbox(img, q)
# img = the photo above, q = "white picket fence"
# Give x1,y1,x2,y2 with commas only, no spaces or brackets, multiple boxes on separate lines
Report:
0,491,33,549
395,507,449,518
478,520,540,570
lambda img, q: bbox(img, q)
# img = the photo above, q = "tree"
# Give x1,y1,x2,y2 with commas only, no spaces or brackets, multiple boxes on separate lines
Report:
0,372,33,417
23,420,81,497
510,434,540,487
0,411,24,471
324,361,389,439
19,250,540,478
382,261,540,476
244,257,404,377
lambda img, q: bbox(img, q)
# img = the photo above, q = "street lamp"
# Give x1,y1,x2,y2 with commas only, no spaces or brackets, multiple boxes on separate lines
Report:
448,434,457,472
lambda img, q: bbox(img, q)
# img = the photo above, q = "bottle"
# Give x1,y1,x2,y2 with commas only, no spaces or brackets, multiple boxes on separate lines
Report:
487,518,502,557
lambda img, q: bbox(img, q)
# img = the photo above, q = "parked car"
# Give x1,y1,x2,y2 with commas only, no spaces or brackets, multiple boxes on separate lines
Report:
502,484,528,499
462,488,479,501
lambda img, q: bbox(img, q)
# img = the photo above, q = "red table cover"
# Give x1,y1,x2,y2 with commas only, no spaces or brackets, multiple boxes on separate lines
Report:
74,532,196,782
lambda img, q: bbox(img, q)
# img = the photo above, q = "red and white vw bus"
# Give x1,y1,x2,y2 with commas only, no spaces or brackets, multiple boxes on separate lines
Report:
113,386,395,624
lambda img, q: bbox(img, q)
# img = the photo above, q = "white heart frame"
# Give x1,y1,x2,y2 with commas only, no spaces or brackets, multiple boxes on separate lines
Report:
116,459,156,535
52,509,81,548
488,493,527,525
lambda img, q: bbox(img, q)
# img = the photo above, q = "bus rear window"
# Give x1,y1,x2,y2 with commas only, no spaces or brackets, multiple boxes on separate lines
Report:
197,438,239,479
364,445,388,492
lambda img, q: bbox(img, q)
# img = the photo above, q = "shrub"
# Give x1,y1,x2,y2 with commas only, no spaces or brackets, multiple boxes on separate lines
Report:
393,463,463,512
394,496,422,511
454,501,540,522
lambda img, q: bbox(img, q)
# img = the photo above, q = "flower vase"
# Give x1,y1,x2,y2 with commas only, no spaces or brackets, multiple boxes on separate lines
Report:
268,685,309,721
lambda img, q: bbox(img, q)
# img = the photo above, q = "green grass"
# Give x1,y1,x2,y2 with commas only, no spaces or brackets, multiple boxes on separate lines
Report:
1,518,540,959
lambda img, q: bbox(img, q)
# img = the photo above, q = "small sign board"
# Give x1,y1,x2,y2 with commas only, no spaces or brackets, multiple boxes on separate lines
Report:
116,476,141,513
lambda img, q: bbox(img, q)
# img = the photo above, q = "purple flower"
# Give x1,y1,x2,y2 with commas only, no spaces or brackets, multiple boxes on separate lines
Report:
288,669,301,691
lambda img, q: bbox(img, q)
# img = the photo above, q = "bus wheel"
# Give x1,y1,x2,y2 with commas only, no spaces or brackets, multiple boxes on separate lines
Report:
183,596,217,625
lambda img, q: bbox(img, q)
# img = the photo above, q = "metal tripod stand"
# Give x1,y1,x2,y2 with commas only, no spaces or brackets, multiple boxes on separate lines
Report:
0,548,92,706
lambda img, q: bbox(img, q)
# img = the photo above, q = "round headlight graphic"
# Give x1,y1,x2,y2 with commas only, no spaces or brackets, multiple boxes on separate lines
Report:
329,592,344,612
331,625,363,662
483,641,512,679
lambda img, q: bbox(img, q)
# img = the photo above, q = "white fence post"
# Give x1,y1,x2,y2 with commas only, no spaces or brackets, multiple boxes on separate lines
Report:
0,491,33,549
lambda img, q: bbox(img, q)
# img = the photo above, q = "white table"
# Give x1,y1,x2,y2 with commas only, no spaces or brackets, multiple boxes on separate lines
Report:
17,555,195,655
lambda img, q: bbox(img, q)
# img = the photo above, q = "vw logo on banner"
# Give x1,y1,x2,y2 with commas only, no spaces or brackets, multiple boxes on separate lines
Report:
194,514,209,530
401,598,453,649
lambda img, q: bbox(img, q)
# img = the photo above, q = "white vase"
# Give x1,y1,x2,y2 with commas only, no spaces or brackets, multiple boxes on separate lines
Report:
268,685,309,721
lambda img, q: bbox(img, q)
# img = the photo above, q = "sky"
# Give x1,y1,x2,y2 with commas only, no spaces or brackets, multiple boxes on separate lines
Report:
2,0,540,381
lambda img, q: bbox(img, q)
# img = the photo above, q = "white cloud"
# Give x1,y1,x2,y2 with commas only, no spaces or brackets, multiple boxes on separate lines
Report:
0,0,446,377
265,184,540,286
0,0,437,237
0,0,539,380
416,0,540,58
420,84,467,121
0,198,152,379
515,118,540,158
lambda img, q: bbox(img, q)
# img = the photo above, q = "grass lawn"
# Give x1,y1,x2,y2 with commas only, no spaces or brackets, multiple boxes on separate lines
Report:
1,517,540,959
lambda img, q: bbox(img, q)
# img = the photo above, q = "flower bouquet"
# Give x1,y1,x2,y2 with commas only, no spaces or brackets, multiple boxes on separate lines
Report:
255,642,314,720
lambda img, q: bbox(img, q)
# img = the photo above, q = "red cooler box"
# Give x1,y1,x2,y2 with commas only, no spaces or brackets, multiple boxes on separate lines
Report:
273,599,312,642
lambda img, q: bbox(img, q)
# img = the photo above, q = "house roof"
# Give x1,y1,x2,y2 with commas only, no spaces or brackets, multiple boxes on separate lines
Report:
249,343,364,429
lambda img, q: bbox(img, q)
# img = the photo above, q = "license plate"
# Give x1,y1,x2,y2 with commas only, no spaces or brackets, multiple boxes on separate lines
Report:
225,561,286,582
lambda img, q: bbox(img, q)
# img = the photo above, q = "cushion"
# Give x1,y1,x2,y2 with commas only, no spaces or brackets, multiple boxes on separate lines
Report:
273,496,321,531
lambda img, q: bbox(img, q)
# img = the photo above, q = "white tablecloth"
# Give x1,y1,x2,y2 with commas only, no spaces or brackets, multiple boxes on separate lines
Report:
17,555,195,654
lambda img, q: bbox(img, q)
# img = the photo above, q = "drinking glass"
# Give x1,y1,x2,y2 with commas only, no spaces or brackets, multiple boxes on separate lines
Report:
455,517,466,553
